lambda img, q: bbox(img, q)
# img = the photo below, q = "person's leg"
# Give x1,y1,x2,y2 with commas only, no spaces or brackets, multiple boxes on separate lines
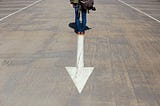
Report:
74,5,81,33
81,9,87,33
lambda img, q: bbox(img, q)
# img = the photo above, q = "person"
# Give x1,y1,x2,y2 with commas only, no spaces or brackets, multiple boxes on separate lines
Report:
70,0,87,35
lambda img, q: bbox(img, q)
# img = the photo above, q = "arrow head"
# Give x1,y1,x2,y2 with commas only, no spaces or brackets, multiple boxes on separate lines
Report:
65,67,94,94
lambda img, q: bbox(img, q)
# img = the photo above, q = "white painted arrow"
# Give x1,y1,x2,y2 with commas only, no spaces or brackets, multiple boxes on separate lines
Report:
65,35,94,94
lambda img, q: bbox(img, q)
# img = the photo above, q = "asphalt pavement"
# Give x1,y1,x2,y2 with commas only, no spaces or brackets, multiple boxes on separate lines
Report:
0,0,160,106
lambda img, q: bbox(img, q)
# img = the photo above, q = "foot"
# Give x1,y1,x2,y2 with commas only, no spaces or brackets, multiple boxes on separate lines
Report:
76,32,81,35
80,31,85,35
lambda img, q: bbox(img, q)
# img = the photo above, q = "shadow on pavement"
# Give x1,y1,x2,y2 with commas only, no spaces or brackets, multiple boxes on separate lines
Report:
68,22,92,33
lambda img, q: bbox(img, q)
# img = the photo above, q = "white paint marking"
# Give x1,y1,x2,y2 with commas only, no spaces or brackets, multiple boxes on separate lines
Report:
0,0,43,22
77,35,84,68
66,35,94,94
66,67,94,93
0,1,35,4
118,0,160,23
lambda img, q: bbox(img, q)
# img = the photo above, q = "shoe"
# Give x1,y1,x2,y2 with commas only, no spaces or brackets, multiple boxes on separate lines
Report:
76,32,81,35
80,31,85,35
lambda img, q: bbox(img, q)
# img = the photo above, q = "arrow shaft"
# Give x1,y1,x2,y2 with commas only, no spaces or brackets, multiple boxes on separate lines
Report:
77,36,84,68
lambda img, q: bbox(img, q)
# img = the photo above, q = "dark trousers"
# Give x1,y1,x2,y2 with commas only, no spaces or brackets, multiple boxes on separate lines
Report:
74,4,87,32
